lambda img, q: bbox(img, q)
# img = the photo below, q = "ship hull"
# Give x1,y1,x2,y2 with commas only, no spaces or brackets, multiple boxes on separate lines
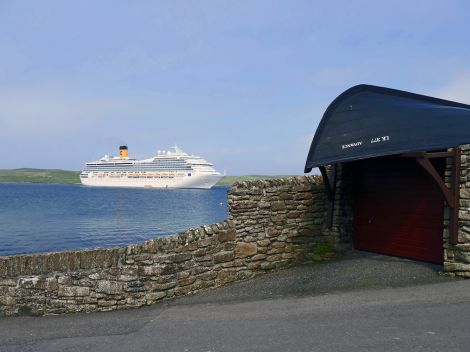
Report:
80,173,223,189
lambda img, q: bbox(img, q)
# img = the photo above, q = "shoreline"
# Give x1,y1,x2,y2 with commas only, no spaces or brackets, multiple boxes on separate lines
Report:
0,169,295,186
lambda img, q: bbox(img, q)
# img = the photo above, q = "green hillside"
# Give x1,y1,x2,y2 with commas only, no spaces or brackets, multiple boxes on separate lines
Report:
0,168,81,184
0,169,294,186
216,175,293,186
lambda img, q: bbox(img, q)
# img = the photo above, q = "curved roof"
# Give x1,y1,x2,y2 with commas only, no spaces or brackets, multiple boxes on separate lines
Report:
304,84,470,173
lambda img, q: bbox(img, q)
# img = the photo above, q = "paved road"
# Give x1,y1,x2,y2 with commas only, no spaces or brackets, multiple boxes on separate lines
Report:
1,252,469,352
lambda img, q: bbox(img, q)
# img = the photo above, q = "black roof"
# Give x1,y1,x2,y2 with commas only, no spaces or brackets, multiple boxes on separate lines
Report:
304,84,470,173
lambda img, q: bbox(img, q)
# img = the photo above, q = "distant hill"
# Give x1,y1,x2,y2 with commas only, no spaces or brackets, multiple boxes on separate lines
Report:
216,175,294,186
0,169,295,186
0,168,81,184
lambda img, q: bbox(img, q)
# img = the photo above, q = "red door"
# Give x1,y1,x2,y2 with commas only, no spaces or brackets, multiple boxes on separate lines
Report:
353,157,444,263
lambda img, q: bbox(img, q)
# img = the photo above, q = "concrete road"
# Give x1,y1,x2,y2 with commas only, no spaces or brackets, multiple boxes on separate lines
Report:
1,252,469,352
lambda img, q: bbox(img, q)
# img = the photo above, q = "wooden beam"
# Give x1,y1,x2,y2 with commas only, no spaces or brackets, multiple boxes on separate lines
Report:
319,164,337,229
415,157,454,206
319,166,332,201
412,148,460,245
400,151,453,159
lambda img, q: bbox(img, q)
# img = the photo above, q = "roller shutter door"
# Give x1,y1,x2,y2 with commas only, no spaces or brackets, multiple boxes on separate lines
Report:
353,158,444,263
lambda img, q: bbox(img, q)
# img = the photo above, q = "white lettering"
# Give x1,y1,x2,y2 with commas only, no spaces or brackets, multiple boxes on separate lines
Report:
342,141,363,149
370,135,390,144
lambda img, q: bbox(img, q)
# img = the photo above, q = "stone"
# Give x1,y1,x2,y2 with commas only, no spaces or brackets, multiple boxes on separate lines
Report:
257,201,271,209
0,296,15,306
234,243,257,258
217,269,236,284
267,248,284,255
197,238,212,248
138,266,161,276
96,281,123,295
251,254,267,261
272,214,287,222
271,201,286,211
260,262,276,270
174,285,193,296
271,241,286,248
0,279,17,287
257,239,271,247
197,271,217,281
160,253,192,263
217,229,236,242
98,300,117,307
178,277,196,286
146,292,166,302
177,271,190,279
214,251,234,263
119,274,139,282
88,273,101,280
151,281,177,291
247,261,262,270
267,254,283,262
58,286,90,297
265,228,280,238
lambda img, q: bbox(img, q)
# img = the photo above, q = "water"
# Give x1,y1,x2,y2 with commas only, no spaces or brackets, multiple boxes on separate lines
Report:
0,183,228,256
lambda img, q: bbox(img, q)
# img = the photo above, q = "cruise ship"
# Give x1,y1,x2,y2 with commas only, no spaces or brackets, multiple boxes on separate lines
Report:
80,146,224,189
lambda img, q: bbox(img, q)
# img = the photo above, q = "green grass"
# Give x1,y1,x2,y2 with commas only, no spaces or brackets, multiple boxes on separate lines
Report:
0,168,81,184
0,169,296,186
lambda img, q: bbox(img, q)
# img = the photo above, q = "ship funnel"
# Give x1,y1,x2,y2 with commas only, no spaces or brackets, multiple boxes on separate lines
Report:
119,145,128,158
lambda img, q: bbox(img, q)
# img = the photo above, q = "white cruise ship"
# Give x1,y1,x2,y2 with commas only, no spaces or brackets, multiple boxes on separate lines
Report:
80,146,223,189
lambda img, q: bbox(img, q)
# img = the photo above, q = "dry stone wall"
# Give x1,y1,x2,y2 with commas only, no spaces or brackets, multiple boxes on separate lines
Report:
444,145,470,277
0,176,334,316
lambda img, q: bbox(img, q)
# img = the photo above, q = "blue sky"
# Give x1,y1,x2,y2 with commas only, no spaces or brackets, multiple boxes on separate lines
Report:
1,1,470,175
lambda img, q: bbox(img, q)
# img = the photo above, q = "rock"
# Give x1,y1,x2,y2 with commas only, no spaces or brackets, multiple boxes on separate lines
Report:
0,279,17,287
213,251,234,263
96,281,123,295
251,254,267,261
58,286,90,297
151,281,177,291
146,292,166,302
217,269,236,284
218,229,236,242
257,239,271,247
257,201,271,209
234,243,257,258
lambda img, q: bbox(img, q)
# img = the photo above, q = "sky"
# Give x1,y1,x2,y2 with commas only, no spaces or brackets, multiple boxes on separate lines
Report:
1,1,470,175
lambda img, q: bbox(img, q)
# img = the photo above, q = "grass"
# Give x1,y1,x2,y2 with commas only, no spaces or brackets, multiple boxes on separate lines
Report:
0,168,81,184
0,169,297,186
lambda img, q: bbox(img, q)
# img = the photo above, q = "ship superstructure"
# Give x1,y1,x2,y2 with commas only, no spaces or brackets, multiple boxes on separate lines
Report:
80,146,223,189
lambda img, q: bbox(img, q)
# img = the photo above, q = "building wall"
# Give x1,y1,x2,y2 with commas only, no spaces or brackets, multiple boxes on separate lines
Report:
0,176,347,316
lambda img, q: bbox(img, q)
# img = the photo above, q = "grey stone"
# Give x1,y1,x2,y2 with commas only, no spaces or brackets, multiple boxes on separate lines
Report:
58,286,90,297
96,281,123,295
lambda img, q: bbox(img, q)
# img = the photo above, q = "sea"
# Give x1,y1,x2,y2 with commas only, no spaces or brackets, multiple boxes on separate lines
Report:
0,183,229,257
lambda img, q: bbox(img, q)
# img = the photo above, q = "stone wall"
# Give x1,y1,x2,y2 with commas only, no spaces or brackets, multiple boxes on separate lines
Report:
0,176,336,316
444,145,470,277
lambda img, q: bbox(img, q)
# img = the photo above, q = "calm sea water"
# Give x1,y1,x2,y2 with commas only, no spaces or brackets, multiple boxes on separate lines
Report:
0,183,228,256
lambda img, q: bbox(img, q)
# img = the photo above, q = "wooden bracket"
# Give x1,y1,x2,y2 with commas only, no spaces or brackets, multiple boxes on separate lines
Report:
319,164,337,229
401,149,460,245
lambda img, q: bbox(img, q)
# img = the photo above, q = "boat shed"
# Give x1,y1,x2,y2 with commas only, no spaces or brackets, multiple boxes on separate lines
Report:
305,84,470,267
